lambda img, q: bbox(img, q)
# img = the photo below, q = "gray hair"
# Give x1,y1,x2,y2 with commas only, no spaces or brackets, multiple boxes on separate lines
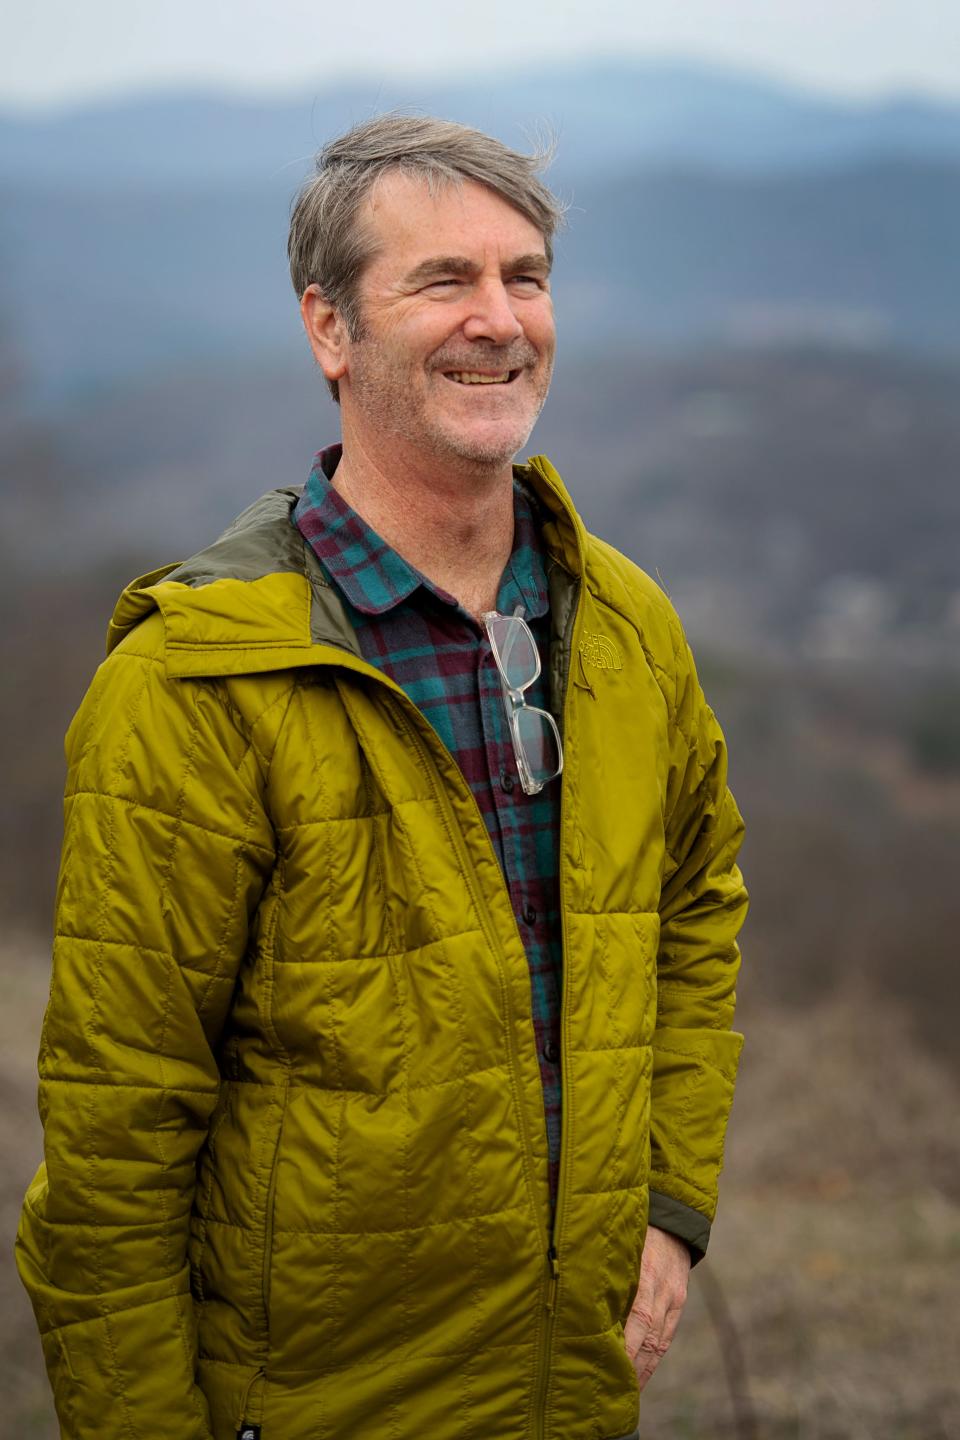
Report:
288,113,565,401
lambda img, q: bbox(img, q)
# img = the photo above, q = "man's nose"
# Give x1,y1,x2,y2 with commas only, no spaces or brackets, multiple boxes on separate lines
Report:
461,278,524,345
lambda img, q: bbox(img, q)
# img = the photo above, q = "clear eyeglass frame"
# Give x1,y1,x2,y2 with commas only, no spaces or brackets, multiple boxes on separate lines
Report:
480,605,564,796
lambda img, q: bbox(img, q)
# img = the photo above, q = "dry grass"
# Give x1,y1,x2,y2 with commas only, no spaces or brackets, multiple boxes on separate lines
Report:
3,944,958,1439
641,987,960,1439
0,937,57,1437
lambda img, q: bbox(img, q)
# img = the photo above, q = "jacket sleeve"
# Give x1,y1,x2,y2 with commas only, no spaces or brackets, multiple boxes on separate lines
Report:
15,620,277,1440
647,630,748,1261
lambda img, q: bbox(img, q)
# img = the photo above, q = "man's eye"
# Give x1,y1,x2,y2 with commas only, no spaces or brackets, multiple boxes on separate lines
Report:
510,275,545,288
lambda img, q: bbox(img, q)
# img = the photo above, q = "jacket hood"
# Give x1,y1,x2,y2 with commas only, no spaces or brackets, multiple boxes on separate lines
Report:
106,455,590,680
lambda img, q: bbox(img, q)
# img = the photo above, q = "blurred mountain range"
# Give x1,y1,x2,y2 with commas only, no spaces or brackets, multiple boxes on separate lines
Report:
1,60,959,401
3,59,960,182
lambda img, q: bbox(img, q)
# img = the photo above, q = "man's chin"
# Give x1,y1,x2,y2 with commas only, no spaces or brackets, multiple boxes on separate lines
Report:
429,417,540,470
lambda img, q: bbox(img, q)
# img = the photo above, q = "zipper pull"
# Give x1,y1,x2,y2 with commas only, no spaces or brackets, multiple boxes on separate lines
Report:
235,1366,265,1437
546,1244,560,1313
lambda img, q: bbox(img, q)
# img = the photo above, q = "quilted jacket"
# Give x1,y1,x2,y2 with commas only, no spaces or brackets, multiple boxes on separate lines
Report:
16,455,748,1440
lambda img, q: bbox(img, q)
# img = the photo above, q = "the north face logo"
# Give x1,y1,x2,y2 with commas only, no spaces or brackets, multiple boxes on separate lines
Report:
579,632,622,671
238,1427,261,1440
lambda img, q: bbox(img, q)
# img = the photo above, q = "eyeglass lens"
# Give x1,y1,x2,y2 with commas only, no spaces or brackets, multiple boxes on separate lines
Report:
486,614,540,692
513,703,562,783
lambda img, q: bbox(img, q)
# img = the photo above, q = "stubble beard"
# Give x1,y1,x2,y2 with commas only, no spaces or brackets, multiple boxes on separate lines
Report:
347,338,553,474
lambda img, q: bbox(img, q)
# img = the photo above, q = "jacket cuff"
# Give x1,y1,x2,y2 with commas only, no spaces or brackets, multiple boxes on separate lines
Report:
647,1190,711,1265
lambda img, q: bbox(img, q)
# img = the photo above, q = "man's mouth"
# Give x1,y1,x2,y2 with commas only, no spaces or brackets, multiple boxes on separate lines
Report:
442,369,521,385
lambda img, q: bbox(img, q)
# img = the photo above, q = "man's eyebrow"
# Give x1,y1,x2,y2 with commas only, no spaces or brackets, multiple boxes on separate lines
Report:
402,253,552,286
506,253,552,278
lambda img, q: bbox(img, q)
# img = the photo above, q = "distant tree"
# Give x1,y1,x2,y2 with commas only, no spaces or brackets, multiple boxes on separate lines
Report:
909,680,960,775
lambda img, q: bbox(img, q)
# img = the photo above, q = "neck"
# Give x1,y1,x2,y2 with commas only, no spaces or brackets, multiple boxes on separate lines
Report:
331,424,517,618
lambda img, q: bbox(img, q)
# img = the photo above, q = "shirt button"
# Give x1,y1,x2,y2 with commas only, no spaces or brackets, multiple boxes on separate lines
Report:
523,903,537,925
500,768,515,793
543,1039,561,1065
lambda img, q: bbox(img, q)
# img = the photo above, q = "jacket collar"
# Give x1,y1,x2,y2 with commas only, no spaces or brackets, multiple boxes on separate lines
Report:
106,456,588,680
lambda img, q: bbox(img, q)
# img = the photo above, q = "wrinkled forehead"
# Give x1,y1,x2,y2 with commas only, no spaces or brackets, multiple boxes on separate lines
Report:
357,168,549,278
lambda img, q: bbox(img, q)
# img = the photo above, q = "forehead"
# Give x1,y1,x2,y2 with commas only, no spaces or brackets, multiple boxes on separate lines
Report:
359,170,547,279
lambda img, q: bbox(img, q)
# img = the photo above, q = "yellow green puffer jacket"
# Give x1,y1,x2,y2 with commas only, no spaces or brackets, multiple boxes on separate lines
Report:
17,456,747,1440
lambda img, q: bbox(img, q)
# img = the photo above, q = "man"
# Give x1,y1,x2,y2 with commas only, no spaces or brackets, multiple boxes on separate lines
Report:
17,116,748,1440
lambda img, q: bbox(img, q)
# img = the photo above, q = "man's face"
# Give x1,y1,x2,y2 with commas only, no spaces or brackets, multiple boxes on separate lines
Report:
337,170,556,470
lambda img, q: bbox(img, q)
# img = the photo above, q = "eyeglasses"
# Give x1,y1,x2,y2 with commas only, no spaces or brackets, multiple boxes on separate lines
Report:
481,605,563,796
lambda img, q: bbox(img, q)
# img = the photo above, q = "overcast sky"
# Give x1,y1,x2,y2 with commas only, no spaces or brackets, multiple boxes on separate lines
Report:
4,0,959,110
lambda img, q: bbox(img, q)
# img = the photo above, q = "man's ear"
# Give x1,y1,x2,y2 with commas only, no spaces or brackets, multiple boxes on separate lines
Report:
300,284,349,385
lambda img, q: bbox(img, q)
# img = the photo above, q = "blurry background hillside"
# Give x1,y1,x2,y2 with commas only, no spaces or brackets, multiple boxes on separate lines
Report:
2,18,959,1439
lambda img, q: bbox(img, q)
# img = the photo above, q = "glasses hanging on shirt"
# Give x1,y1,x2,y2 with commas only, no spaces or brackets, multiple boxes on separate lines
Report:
481,605,564,796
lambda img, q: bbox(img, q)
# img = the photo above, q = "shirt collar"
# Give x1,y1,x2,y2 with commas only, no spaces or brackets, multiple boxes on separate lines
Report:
497,479,549,623
294,442,549,621
294,444,423,615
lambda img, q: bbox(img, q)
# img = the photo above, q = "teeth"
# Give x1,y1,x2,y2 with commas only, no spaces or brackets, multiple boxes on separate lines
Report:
448,371,511,384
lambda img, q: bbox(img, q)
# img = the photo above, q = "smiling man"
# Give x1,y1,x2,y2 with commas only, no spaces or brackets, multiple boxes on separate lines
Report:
17,117,748,1440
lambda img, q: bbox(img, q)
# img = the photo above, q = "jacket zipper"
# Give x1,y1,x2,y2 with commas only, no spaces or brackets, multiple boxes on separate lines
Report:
538,1241,561,1437
532,568,581,1440
531,822,565,1439
531,845,569,1439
